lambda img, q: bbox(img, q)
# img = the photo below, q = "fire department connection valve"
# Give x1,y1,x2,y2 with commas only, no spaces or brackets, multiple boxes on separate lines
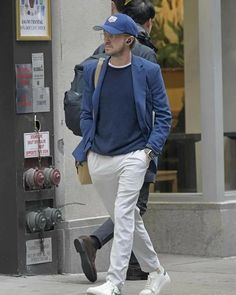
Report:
26,211,47,233
24,168,45,189
43,168,61,187
42,207,63,228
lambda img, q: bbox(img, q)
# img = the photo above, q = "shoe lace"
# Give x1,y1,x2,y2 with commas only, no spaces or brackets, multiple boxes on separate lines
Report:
107,281,121,295
144,274,158,292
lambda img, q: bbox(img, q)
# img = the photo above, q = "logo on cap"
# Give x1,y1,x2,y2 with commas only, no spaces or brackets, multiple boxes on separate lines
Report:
108,16,118,23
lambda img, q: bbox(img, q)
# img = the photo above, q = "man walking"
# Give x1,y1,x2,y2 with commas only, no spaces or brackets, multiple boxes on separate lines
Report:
74,0,160,283
73,13,172,295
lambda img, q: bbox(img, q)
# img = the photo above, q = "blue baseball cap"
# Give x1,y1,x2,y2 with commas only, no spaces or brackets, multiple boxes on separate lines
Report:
93,13,138,37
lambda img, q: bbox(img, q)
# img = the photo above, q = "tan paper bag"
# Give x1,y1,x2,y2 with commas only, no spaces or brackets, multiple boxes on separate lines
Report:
77,162,92,185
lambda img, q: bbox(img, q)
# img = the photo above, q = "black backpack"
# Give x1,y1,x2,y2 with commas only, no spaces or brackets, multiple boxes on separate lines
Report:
64,53,106,136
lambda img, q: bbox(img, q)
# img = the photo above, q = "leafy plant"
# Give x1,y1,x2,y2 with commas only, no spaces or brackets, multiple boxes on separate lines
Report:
151,0,184,68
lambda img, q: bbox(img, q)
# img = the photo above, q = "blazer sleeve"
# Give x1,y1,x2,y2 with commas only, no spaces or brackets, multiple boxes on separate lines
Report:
146,65,172,155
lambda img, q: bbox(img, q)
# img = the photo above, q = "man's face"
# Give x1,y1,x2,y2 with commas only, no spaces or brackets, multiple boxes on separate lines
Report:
103,32,130,57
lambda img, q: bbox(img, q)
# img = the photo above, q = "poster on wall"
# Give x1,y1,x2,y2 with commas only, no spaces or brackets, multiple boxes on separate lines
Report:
15,64,33,113
32,53,45,88
16,0,51,41
15,55,50,113
31,52,50,112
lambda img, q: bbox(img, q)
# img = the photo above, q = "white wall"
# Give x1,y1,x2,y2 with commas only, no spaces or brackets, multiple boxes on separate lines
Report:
52,0,110,221
184,0,201,134
221,0,236,133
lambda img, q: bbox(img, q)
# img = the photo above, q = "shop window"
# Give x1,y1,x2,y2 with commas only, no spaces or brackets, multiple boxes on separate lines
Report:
150,0,201,193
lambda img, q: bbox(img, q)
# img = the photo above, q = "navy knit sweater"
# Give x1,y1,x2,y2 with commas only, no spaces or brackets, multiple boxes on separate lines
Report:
91,63,146,156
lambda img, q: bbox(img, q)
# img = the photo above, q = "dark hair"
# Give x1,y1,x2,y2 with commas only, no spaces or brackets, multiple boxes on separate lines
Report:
112,0,126,12
120,0,155,25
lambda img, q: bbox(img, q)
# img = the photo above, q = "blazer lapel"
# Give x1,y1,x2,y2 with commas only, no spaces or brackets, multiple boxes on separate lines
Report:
131,56,149,136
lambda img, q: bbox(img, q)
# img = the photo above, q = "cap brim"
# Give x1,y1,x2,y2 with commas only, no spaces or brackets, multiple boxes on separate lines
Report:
93,25,124,35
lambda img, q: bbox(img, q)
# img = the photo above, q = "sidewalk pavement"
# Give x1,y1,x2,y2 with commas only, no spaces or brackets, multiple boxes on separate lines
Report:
1,254,236,295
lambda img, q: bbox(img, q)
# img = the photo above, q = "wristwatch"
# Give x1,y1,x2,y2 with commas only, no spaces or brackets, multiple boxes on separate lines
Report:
144,148,156,160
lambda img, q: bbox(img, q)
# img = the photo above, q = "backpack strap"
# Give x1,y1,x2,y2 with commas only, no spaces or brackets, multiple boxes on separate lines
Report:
94,57,105,87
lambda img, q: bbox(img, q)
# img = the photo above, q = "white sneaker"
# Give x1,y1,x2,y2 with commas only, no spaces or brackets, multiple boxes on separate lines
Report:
139,270,170,295
87,280,121,295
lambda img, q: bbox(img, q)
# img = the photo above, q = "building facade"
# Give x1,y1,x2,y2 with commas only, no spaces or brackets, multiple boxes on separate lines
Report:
53,0,236,273
0,0,235,275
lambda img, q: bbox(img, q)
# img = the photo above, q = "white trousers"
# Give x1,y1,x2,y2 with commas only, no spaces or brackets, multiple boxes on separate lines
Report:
88,150,160,289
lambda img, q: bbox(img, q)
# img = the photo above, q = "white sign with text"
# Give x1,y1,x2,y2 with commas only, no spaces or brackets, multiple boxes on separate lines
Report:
24,131,50,158
26,238,52,265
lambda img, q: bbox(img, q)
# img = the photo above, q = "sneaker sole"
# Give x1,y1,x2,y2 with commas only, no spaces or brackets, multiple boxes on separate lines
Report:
87,292,121,295
87,289,121,295
74,239,97,283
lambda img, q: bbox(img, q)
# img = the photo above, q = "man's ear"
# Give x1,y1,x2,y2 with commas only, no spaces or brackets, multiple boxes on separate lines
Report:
126,38,132,45
144,18,153,34
125,37,135,46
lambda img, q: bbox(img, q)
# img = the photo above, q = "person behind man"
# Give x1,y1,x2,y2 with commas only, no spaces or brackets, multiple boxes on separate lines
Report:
73,0,160,283
73,12,172,295
115,0,157,53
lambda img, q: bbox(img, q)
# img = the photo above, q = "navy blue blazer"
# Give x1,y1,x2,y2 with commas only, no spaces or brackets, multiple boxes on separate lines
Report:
72,55,172,163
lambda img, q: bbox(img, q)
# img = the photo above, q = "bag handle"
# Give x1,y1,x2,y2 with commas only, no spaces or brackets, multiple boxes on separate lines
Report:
94,57,105,87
